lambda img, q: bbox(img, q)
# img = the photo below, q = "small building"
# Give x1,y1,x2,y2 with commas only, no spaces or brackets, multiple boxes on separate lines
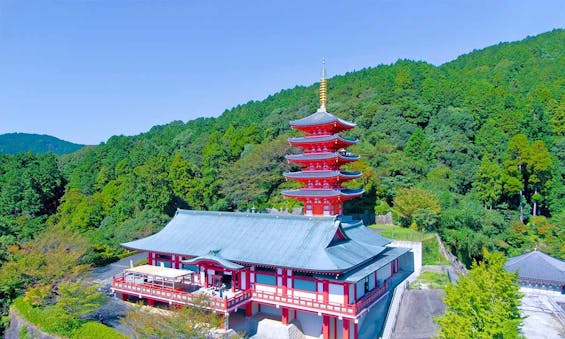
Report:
112,63,414,339
504,250,565,296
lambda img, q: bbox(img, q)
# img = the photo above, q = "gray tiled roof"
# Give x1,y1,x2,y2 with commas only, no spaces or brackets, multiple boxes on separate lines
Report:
283,170,361,179
281,188,364,197
285,152,360,162
122,210,389,273
504,250,565,284
182,253,243,270
288,134,358,145
290,110,356,128
336,247,410,282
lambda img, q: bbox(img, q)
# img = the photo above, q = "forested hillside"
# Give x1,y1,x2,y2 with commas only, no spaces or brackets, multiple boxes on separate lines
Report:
1,29,564,329
0,133,84,155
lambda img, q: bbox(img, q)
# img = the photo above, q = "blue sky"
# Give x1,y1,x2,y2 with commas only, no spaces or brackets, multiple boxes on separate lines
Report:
0,1,563,145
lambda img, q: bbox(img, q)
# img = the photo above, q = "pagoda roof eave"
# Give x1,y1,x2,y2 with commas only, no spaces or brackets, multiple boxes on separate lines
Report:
281,189,364,198
289,110,356,128
288,134,358,145
283,170,362,179
285,153,360,162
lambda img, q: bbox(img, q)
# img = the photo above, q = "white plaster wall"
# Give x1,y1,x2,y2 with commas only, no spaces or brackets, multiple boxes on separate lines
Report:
329,283,344,304
377,264,391,284
388,240,421,274
240,272,247,290
356,281,364,300
368,274,375,290
520,285,563,296
255,284,276,293
293,290,317,300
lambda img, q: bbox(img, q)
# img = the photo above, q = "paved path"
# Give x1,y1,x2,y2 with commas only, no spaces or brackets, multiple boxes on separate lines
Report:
391,289,445,339
88,251,147,284
85,252,147,336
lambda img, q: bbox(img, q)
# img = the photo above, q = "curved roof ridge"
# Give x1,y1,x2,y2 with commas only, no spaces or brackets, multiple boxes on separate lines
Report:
288,134,358,144
175,208,334,221
290,110,356,128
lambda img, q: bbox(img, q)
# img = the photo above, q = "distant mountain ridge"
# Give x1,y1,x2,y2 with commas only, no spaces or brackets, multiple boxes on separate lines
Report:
0,133,84,155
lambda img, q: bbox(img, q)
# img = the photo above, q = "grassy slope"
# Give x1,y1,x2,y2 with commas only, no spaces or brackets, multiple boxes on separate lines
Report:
370,224,450,265
12,298,126,339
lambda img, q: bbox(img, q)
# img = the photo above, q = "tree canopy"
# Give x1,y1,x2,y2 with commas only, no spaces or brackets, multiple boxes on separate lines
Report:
436,250,522,338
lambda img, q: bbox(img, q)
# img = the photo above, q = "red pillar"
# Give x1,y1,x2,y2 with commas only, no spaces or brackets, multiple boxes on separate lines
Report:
282,307,289,325
245,302,253,317
322,315,330,339
344,283,349,305
147,251,153,265
323,280,329,304
343,318,350,339
282,269,288,296
147,299,155,306
353,322,358,339
232,271,236,292
121,293,128,301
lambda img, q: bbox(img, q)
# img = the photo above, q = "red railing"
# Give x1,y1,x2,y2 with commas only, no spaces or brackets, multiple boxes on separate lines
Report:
252,289,355,315
111,277,252,312
353,279,388,312
113,276,391,316
252,278,390,316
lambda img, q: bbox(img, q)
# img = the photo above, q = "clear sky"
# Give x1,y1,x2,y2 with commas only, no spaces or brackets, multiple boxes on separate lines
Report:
0,1,563,145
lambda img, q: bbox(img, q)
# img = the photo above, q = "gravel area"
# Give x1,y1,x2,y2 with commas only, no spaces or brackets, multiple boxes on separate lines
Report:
391,289,445,339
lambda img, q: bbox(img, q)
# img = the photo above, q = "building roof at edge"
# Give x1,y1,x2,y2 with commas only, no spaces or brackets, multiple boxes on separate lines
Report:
290,110,356,128
504,250,565,284
122,209,391,274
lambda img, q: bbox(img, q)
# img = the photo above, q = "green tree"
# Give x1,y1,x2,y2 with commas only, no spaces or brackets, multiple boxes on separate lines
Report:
436,250,522,338
122,296,224,339
527,140,552,216
403,127,431,161
55,280,105,320
393,187,441,230
473,155,503,209
549,95,565,136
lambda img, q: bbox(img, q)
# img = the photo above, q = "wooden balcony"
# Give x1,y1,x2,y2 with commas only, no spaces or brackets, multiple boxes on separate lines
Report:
252,278,390,318
113,269,400,318
111,276,252,313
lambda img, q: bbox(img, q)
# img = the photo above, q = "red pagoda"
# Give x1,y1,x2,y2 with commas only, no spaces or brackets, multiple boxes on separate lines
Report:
283,62,363,216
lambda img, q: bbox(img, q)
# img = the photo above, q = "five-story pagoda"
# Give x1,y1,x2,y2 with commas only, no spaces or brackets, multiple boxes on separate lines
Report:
282,62,363,216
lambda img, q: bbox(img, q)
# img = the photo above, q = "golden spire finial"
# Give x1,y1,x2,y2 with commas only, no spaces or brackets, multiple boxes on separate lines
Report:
319,59,327,111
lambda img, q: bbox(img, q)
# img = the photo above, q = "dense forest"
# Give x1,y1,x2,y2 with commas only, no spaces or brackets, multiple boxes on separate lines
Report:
0,29,564,329
0,133,84,155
